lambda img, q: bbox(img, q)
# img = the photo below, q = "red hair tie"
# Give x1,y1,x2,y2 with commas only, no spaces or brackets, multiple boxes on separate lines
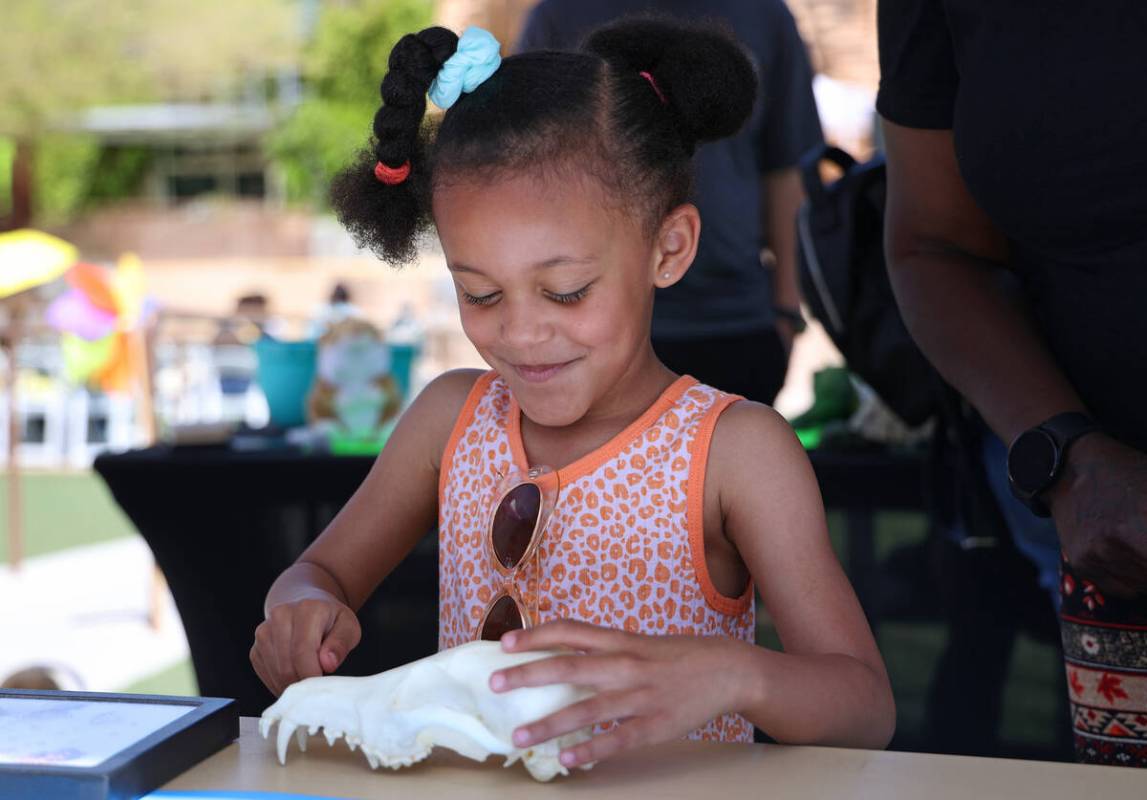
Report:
639,70,667,106
374,160,411,185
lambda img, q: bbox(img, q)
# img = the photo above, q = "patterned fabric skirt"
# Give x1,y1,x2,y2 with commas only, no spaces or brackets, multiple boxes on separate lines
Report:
1059,555,1147,767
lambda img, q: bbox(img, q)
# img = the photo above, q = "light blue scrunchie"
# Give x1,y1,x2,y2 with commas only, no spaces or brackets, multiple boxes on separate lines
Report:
428,27,502,110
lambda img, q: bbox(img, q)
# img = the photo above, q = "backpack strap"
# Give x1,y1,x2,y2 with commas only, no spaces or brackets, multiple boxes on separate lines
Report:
799,145,859,216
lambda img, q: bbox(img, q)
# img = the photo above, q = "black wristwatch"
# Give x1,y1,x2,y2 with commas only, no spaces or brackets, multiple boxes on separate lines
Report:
1006,412,1099,517
772,305,807,333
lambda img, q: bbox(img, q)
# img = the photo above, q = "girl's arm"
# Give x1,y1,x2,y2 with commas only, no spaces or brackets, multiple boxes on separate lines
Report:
252,368,483,693
707,401,895,748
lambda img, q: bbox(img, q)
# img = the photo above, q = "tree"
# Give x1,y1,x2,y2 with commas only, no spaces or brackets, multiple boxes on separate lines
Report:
266,0,433,207
0,0,300,229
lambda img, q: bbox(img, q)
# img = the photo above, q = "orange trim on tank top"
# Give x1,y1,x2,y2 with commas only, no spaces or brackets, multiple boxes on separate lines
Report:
686,395,755,616
438,371,498,501
507,374,698,490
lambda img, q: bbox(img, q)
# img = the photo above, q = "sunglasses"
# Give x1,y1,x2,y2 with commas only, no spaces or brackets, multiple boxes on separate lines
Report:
476,467,558,641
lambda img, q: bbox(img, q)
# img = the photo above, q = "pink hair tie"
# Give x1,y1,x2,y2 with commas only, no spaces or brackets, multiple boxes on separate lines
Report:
374,160,411,185
639,70,667,106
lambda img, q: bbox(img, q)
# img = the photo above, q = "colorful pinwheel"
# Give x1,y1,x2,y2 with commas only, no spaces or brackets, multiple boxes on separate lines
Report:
45,253,153,393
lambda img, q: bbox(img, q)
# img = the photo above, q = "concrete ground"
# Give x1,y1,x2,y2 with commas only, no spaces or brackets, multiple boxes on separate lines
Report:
0,537,190,694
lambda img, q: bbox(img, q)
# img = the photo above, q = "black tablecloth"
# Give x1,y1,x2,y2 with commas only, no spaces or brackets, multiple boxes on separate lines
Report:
94,444,924,715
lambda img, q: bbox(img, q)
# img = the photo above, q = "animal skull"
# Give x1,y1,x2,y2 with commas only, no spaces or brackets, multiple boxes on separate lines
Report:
260,640,595,781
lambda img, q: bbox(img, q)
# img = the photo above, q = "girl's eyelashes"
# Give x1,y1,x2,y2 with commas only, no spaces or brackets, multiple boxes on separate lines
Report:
460,282,595,307
462,290,500,306
545,282,593,304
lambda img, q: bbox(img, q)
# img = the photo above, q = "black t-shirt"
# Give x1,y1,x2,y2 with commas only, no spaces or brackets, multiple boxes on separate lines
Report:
877,0,1147,451
516,0,823,340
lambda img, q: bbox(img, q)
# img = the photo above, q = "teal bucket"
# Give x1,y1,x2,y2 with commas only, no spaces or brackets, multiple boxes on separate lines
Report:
253,337,317,429
388,342,419,402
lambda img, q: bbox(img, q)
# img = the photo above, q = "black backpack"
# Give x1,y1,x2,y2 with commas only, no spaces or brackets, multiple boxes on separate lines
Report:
795,145,940,427
795,144,1023,576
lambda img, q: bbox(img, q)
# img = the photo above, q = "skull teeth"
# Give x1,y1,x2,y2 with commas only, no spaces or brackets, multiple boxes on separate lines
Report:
275,721,298,765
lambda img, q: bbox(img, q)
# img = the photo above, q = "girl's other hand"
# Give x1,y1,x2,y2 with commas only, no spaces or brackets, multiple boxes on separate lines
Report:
250,597,362,696
489,620,753,768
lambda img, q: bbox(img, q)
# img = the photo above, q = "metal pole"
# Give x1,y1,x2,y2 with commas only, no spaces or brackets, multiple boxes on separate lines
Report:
4,297,24,571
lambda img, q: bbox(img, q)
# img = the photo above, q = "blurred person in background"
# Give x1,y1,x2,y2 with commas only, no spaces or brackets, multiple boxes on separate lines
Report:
309,282,365,339
213,293,281,346
516,0,823,405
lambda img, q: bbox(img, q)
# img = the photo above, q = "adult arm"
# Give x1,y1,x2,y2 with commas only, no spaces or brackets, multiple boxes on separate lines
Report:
882,120,1147,595
881,121,1083,439
763,167,805,348
758,3,823,348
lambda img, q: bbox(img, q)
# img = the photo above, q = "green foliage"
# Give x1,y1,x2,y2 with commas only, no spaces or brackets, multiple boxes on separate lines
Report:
305,0,434,105
32,134,101,224
267,98,369,206
0,137,13,217
84,146,154,206
0,0,300,137
24,137,152,223
0,0,148,135
267,0,434,206
0,472,136,563
0,0,301,224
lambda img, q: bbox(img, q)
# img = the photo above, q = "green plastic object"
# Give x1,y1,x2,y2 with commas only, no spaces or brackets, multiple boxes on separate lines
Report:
328,420,395,456
788,366,859,430
795,426,823,449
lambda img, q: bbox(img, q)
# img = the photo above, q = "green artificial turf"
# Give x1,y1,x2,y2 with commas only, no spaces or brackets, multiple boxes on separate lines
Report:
0,470,136,563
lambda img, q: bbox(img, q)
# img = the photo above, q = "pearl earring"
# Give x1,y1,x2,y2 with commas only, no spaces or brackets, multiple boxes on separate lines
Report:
661,272,670,279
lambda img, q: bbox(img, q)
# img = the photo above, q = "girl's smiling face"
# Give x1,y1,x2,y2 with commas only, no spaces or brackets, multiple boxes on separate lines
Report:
433,171,697,429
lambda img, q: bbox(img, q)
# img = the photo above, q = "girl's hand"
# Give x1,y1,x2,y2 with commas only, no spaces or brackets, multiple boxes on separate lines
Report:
489,620,753,768
250,596,362,696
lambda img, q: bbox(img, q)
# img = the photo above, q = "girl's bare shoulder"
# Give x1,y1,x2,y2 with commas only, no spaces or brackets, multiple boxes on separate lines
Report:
400,368,489,467
711,399,802,463
707,399,821,526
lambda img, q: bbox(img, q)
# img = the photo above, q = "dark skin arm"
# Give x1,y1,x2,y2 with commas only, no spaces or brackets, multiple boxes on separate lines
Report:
764,167,806,353
882,119,1147,596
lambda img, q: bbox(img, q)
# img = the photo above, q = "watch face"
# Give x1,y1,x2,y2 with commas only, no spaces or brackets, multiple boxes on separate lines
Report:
1008,429,1058,495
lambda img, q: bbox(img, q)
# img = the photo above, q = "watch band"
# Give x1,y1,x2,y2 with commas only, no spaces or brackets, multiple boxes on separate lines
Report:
1013,412,1099,517
1041,411,1099,448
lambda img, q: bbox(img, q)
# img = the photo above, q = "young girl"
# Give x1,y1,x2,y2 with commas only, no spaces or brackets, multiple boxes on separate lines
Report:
250,19,895,769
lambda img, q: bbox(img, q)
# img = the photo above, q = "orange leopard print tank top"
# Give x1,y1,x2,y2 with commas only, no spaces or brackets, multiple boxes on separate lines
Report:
438,372,756,742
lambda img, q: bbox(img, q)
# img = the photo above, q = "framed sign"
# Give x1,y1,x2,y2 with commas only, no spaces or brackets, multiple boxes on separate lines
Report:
0,688,237,800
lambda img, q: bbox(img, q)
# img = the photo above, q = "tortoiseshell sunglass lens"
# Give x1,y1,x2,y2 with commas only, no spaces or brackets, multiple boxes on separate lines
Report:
480,593,524,641
491,482,542,569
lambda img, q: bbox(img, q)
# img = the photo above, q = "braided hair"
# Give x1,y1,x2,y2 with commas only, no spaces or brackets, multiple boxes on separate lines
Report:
331,17,757,266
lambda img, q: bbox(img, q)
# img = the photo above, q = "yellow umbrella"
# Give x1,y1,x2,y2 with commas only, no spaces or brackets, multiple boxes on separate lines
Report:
1,229,78,571
0,229,77,299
